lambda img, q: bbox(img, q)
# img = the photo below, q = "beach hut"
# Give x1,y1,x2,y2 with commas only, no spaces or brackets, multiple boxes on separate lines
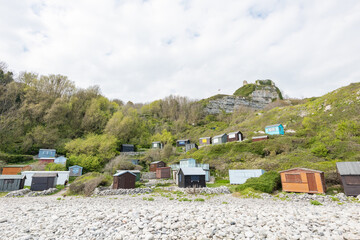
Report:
120,144,135,152
0,175,26,192
54,156,67,165
229,169,265,184
265,124,285,135
151,142,163,149
336,162,360,196
199,137,212,146
185,143,198,152
252,136,269,142
112,171,136,189
227,131,243,142
22,171,70,186
149,161,166,172
176,139,190,147
116,170,141,182
156,167,171,179
171,159,211,182
69,165,83,177
30,173,58,191
37,149,56,164
178,167,206,188
1,165,31,175
279,168,326,194
212,134,228,145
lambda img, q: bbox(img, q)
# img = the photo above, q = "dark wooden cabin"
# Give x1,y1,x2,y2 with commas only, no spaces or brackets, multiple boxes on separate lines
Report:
227,131,243,142
336,162,360,196
176,139,190,147
0,175,26,192
112,171,136,189
30,173,58,191
149,161,166,172
120,144,135,152
178,167,206,188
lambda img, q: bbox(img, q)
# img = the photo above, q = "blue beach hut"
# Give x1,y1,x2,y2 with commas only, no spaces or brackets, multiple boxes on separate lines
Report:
265,124,284,135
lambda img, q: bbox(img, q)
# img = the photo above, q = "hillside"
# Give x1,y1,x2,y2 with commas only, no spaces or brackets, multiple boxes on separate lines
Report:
1,63,360,188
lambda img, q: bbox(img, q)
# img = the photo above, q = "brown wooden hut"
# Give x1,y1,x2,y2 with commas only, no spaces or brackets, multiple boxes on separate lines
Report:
336,162,360,196
227,131,243,142
1,165,31,175
279,168,326,194
252,135,269,142
156,167,171,179
112,171,136,189
149,161,166,172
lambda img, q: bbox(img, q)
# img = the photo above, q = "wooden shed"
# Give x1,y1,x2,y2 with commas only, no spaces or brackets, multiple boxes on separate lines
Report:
120,144,135,152
252,135,269,142
265,124,284,135
185,143,198,152
176,139,190,147
149,161,166,172
227,131,243,142
199,137,211,146
212,134,228,145
151,142,163,149
336,162,360,196
69,165,83,177
116,170,141,181
1,165,31,175
279,168,326,194
178,167,206,188
113,171,136,189
156,167,171,179
30,173,58,191
0,175,26,192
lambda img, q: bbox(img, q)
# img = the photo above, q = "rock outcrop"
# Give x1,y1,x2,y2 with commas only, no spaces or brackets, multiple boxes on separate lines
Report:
204,80,282,114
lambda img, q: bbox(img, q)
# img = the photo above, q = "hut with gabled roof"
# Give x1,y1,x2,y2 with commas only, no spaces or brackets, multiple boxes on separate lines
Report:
336,162,360,196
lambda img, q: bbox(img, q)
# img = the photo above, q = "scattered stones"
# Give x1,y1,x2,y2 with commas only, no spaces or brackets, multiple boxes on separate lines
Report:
5,189,31,197
94,187,153,196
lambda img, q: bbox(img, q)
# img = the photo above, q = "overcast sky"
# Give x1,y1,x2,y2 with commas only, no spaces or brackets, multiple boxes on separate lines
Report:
1,0,360,103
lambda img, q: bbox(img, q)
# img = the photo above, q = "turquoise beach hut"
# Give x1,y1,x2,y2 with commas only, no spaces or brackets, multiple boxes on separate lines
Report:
265,124,284,135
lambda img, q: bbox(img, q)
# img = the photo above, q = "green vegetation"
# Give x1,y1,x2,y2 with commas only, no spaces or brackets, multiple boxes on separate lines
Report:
143,197,154,201
310,200,323,206
235,171,281,193
235,187,262,198
0,192,7,197
178,197,192,202
67,172,112,196
194,198,205,202
45,163,66,171
233,84,256,97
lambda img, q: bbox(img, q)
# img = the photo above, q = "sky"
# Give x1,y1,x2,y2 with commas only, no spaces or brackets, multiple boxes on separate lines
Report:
1,0,360,103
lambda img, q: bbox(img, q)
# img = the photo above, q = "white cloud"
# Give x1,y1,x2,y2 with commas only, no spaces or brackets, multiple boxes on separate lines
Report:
0,0,359,102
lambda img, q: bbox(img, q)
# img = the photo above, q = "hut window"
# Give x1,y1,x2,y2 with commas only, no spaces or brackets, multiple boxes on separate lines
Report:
191,175,200,181
344,176,360,185
4,179,14,184
285,174,302,183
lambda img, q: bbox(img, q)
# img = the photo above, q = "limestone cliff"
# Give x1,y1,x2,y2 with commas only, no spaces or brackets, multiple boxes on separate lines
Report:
203,80,282,114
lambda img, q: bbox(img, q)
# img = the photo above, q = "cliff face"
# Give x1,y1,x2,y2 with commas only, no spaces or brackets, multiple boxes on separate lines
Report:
204,80,282,114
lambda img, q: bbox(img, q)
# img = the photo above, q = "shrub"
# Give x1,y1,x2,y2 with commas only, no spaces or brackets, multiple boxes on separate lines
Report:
0,152,33,164
235,171,281,193
237,187,262,198
310,200,322,206
67,155,103,173
194,198,205,202
311,143,328,157
67,172,111,196
45,163,66,171
104,155,135,174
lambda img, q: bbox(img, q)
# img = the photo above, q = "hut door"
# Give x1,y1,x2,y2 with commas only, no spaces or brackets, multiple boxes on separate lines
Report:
306,173,317,192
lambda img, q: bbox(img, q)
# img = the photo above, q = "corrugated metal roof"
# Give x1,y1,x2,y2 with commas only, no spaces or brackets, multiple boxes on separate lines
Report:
3,165,29,168
152,141,161,144
199,137,211,139
113,171,136,177
33,173,58,178
278,168,323,173
116,170,140,173
121,144,134,147
213,133,227,138
0,175,26,180
177,139,189,141
252,135,268,139
265,124,282,128
336,162,360,175
180,167,206,175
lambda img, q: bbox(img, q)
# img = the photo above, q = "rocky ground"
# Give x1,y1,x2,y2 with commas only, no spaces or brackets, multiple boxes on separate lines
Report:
0,193,359,240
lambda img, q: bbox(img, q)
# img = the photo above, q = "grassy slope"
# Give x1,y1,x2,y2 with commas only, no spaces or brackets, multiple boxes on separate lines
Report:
162,83,360,185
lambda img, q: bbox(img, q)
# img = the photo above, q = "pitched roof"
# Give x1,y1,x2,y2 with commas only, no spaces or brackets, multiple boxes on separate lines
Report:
180,167,206,175
266,124,282,128
150,161,163,164
199,137,211,139
336,162,360,175
33,173,58,178
0,175,26,180
116,170,140,173
69,165,83,169
279,168,323,173
213,133,227,138
113,171,136,177
177,139,189,141
3,165,29,168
